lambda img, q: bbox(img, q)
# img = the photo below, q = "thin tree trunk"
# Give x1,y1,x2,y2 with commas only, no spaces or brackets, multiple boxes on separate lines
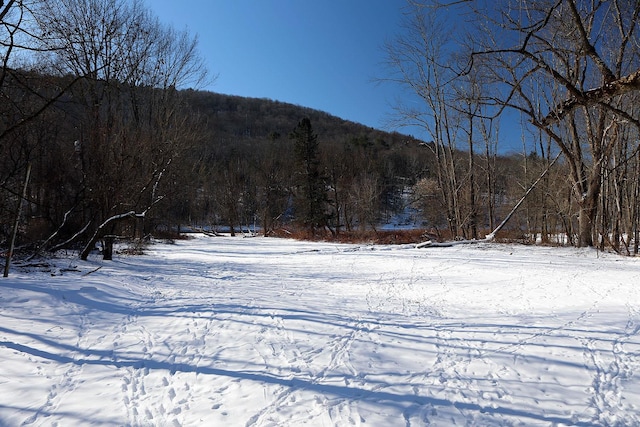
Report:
4,163,31,277
634,148,640,254
486,152,561,242
481,119,496,232
468,115,477,240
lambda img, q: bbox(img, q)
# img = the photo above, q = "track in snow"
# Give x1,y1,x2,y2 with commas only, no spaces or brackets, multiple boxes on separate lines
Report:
1,236,639,426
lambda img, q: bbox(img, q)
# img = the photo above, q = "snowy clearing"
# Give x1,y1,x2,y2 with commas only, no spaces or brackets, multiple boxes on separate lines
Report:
1,235,639,426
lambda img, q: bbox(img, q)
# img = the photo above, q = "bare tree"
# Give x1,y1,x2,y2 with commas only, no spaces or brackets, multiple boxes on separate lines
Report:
467,0,640,247
30,0,209,258
0,0,80,273
254,132,292,236
390,0,640,248
383,3,465,238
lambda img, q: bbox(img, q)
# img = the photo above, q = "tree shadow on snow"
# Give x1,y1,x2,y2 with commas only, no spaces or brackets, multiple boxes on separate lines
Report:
0,337,602,427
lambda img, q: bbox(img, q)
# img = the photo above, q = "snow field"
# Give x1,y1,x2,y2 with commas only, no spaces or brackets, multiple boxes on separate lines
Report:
1,235,639,426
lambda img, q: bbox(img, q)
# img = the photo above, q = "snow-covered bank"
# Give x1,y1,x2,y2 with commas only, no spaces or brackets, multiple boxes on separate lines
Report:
1,235,639,426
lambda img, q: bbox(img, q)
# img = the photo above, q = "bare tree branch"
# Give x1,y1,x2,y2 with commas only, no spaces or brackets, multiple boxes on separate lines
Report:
541,68,640,126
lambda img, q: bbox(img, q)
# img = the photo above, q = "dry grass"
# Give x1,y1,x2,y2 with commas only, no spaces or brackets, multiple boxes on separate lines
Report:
270,227,435,245
270,226,542,246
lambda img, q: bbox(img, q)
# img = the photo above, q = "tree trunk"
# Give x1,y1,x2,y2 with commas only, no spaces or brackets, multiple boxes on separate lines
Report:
80,211,136,260
634,149,640,255
578,209,594,247
3,163,31,278
574,180,600,248
468,118,477,240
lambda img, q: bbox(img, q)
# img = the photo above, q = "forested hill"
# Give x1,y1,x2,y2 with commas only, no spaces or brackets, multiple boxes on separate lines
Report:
183,89,421,147
0,68,599,254
172,88,435,237
1,68,438,256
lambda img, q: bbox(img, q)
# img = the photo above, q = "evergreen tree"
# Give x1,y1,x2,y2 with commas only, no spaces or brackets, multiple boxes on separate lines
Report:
290,118,328,234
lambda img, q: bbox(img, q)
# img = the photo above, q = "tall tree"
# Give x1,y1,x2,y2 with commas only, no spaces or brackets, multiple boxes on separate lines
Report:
468,0,640,247
254,131,291,236
290,118,328,235
31,0,208,258
389,0,640,248
383,4,459,237
0,0,79,272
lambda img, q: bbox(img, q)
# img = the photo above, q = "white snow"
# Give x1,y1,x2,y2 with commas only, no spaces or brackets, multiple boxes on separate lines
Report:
1,234,639,426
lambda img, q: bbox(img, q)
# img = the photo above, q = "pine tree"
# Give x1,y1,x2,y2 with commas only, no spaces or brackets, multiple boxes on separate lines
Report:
290,118,327,234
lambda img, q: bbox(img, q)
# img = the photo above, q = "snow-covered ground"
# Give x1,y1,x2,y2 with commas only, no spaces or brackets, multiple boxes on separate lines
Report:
1,235,639,426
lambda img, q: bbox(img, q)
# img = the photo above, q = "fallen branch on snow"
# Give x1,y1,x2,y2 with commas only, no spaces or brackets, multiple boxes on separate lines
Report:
416,152,561,249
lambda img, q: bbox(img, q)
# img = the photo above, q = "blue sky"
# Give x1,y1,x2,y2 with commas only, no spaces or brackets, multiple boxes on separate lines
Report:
148,1,417,138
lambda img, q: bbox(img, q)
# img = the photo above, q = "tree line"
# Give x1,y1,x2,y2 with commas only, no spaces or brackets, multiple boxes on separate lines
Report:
384,0,640,253
2,0,640,267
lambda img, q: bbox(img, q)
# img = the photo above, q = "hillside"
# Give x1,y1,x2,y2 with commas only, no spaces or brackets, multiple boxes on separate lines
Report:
0,72,568,255
161,88,437,236
184,89,423,147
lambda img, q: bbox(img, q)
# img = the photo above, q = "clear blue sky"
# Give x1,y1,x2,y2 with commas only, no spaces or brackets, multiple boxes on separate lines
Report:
148,0,418,138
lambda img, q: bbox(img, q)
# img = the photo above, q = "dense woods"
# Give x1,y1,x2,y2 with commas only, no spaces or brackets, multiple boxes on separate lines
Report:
2,0,640,267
